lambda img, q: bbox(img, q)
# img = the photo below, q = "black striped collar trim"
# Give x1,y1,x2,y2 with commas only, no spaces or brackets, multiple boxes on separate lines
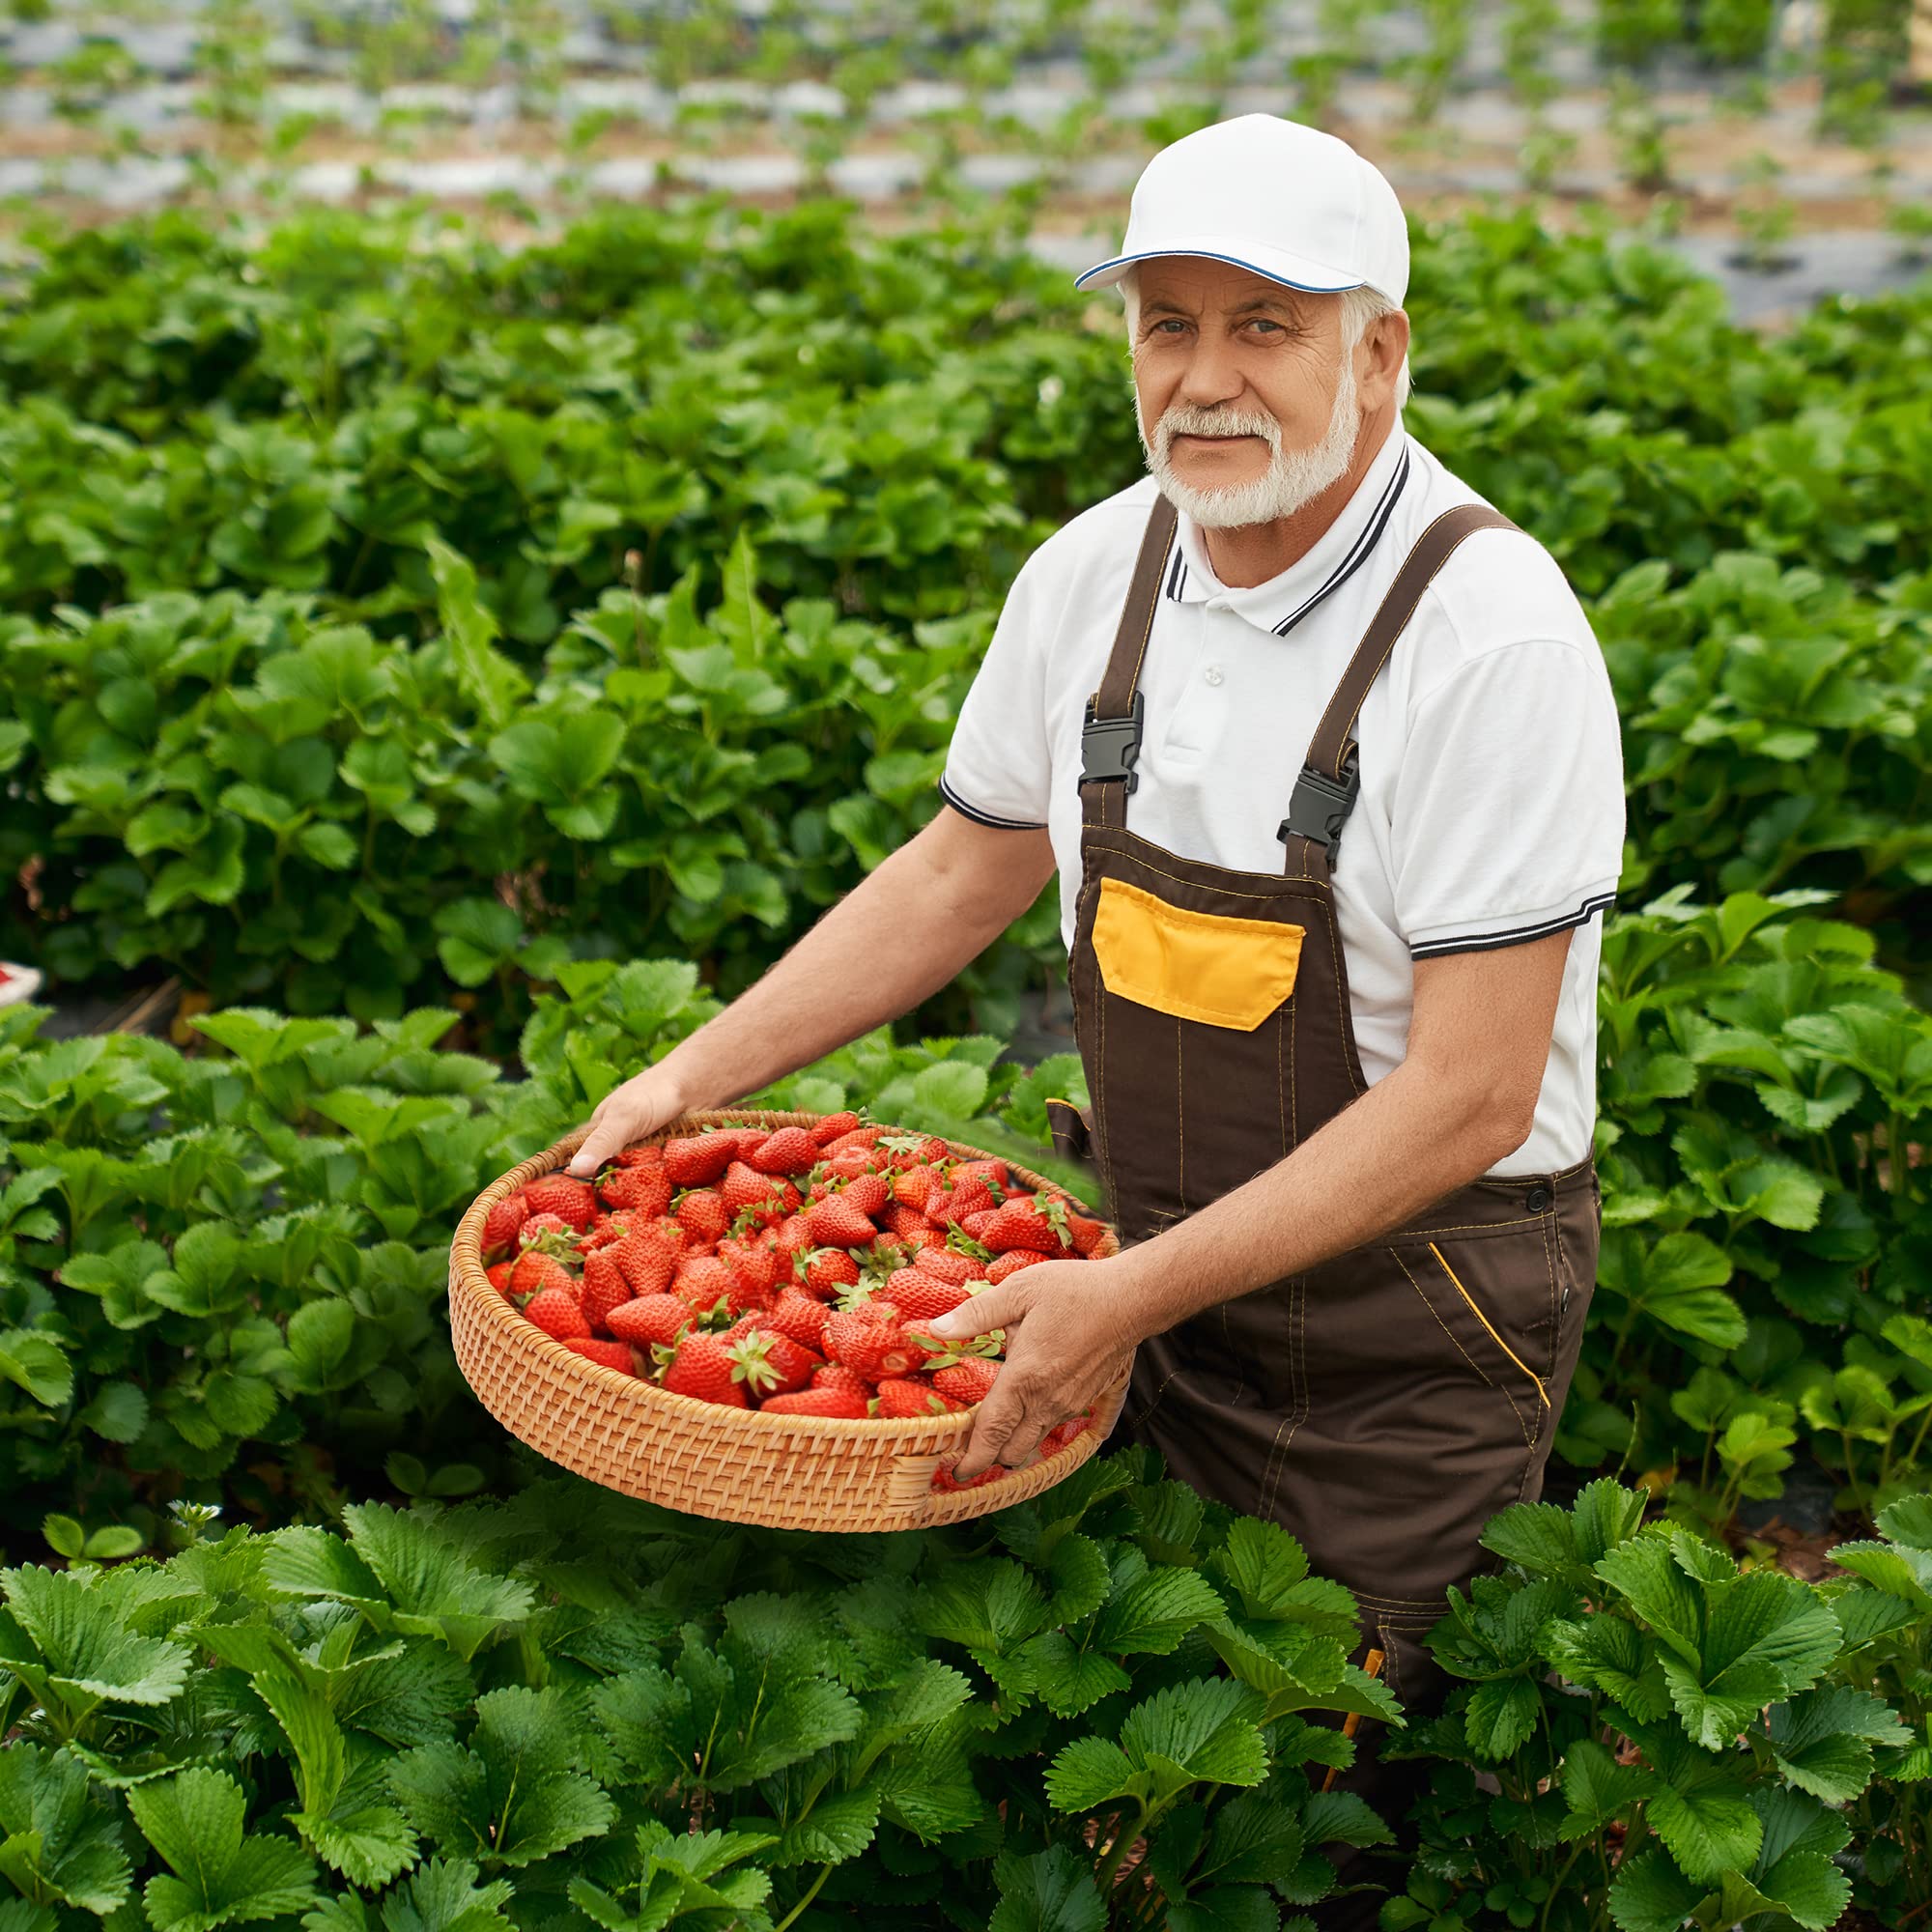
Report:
1163,438,1414,639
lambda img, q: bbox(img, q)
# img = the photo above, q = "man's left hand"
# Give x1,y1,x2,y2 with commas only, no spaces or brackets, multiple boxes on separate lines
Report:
918,1259,1139,1481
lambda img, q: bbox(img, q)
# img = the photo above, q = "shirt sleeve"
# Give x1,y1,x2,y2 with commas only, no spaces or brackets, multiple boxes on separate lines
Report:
936,551,1053,831
1391,639,1626,958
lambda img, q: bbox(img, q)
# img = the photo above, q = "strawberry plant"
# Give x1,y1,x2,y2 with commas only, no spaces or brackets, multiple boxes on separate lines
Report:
0,1452,1399,1930
1379,1478,1914,1930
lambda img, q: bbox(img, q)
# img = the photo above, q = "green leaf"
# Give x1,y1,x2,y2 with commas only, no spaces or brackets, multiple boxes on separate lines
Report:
387,1687,613,1868
1092,1566,1226,1658
1462,1676,1543,1761
1557,1738,1655,1837
0,1567,192,1712
0,1744,132,1914
1648,1775,1761,1887
128,1769,321,1932
987,1845,1106,1932
1607,1847,1705,1932
0,1331,71,1409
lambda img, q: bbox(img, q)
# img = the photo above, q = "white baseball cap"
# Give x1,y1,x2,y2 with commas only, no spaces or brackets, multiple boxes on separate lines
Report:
1072,113,1408,309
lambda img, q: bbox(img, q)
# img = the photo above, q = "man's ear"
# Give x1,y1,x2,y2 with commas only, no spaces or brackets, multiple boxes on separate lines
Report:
1361,308,1411,409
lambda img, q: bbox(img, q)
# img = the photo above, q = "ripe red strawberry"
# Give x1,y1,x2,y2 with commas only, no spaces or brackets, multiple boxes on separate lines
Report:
760,1386,870,1418
890,1165,945,1213
935,1180,1001,1225
807,1192,880,1249
524,1175,599,1231
931,1357,1002,1405
952,1158,1010,1190
598,1162,673,1215
485,1261,515,1296
823,1144,881,1181
774,1210,820,1260
795,1245,861,1300
881,1203,933,1243
821,1125,886,1154
580,1251,635,1332
520,1211,576,1245
509,1249,576,1299
668,1192,724,1251
720,1162,797,1229
566,1338,639,1374
1065,1212,1107,1257
884,1267,972,1324
483,1192,530,1256
981,1196,1074,1255
1040,1412,1094,1455
838,1171,892,1218
960,1208,1002,1238
608,1146,666,1169
748,1125,818,1176
607,1294,693,1350
824,1310,930,1383
762,1289,832,1350
659,1333,749,1407
672,1254,740,1315
902,1224,951,1255
718,1233,781,1301
875,1378,965,1419
810,1361,873,1400
611,1219,684,1298
915,1246,978,1287
662,1133,738,1186
987,1248,1046,1285
810,1111,863,1146
728,1329,822,1398
931,1462,1005,1492
522,1287,592,1342
577,1211,630,1255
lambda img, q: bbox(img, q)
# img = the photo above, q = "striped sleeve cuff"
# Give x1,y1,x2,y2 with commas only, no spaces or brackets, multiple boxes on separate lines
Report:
937,772,1047,831
1408,886,1618,961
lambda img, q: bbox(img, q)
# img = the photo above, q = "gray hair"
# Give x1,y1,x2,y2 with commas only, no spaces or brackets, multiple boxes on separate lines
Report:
1120,263,1412,409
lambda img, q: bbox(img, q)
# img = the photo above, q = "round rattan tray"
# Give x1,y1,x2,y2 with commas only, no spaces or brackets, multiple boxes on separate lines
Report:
447,1109,1124,1531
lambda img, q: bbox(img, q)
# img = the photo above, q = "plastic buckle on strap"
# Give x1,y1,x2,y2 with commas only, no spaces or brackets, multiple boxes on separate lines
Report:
1277,749,1361,864
1080,688,1145,793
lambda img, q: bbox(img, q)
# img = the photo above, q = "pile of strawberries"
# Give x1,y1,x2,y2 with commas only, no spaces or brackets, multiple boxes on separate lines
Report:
479,1114,1110,1491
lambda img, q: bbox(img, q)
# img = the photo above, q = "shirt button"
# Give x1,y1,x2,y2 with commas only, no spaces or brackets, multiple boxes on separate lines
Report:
1526,1185,1552,1212
1204,666,1224,686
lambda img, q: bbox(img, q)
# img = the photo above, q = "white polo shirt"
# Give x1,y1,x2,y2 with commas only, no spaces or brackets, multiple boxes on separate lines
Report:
937,417,1627,1178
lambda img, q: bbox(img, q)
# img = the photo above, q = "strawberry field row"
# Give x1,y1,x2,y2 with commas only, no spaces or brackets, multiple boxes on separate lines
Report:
2,202,1929,1033
4,1450,1930,1930
0,883,1925,1565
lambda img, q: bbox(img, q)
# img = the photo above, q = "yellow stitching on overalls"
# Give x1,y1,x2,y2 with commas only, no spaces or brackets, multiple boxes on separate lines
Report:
1256,1277,1308,1518
1389,1246,1534,1449
1275,1001,1289,1159
1090,852,1323,899
1322,907,1366,1097
1354,1589,1454,1607
1389,1214,1545,1238
1175,1018,1185,1213
1428,1241,1550,1411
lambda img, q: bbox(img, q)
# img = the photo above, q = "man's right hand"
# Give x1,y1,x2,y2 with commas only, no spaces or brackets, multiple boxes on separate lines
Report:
565,1066,694,1178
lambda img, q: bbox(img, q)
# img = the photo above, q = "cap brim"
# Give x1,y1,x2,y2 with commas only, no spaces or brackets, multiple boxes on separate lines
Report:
1072,242,1362,295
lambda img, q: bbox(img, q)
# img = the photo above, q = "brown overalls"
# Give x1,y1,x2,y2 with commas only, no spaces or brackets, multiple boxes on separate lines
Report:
1043,491,1601,1892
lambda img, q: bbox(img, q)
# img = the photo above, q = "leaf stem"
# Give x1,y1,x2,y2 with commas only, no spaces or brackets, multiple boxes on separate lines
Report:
772,1861,831,1932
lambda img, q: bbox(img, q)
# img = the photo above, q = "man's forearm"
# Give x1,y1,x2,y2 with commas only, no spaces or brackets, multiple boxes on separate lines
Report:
655,841,1010,1112
1108,1065,1527,1343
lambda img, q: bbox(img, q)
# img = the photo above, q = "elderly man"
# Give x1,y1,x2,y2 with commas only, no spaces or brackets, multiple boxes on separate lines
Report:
570,114,1624,1906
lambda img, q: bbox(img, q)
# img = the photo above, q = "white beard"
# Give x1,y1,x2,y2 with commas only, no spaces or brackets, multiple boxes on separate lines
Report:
1138,350,1361,531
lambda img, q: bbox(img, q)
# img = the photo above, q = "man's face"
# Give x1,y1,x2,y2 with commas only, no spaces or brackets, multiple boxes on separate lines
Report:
1129,257,1360,530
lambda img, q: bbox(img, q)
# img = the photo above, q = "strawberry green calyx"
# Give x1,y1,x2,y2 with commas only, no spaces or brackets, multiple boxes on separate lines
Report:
947,1232,994,1264
923,1333,1003,1372
1037,1195,1073,1244
724,1332,785,1398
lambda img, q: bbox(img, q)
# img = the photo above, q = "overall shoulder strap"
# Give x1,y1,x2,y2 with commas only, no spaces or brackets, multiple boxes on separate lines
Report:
1279,502,1521,873
1079,490,1179,831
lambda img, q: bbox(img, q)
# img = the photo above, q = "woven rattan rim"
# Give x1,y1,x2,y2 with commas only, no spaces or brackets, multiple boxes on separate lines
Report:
447,1108,1124,1526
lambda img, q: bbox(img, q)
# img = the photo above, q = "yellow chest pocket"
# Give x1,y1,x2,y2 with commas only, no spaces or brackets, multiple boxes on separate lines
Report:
1091,875,1305,1032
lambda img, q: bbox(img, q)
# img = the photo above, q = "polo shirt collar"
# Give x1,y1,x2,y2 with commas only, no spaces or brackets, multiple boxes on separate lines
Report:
1162,421,1413,639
